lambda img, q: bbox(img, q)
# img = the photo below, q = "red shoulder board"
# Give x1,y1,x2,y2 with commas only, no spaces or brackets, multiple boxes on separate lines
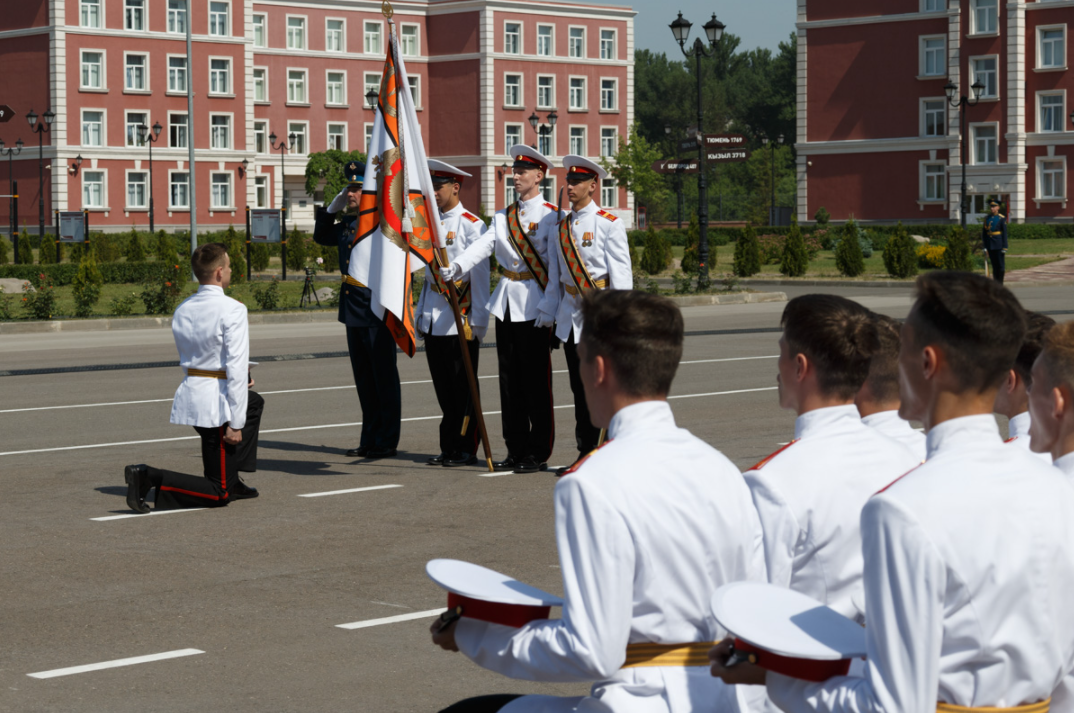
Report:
559,439,614,477
747,439,799,472
544,202,557,211
462,212,480,223
1004,436,1017,444
874,463,923,496
597,210,618,222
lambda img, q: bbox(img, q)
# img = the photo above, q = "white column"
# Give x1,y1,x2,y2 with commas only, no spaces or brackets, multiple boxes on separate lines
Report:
244,0,255,214
796,0,808,223
50,0,68,215
947,4,962,221
625,13,635,222
479,7,497,212
1006,0,1026,223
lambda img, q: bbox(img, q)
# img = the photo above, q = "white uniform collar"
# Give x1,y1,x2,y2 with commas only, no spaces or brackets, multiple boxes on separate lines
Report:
1008,411,1032,440
607,400,675,441
1054,451,1074,478
794,404,861,441
925,413,1001,459
197,284,224,296
572,201,599,218
518,194,545,210
860,409,904,429
442,202,464,218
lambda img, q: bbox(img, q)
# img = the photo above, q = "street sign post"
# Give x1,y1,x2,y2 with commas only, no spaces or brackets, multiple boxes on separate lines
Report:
677,138,700,153
703,133,747,147
706,150,751,163
0,105,14,123
652,160,700,174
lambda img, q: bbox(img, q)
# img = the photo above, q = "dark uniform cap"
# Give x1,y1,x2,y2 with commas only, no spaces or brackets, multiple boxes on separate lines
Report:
344,161,365,183
989,199,1001,207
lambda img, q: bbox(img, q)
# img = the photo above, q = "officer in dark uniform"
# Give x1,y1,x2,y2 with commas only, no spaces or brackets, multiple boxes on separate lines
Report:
313,161,401,459
982,198,1008,284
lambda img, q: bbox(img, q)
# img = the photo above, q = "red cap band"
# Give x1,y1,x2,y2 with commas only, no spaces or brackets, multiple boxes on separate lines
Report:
733,638,852,683
432,171,463,184
514,154,548,170
447,592,552,628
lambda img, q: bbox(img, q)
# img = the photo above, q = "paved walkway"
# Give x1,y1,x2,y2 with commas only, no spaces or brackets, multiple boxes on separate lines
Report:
1006,256,1074,283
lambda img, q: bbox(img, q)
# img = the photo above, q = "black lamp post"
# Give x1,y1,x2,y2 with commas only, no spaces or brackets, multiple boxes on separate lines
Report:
138,121,162,232
528,110,558,154
0,137,23,260
269,131,296,279
27,109,55,241
664,123,685,228
945,78,984,230
762,134,785,226
366,88,379,110
670,11,724,288
68,153,83,177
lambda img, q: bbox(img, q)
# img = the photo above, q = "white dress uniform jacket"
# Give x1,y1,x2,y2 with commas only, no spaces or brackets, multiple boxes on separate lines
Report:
1006,411,1053,462
766,414,1074,713
1055,452,1074,481
454,401,767,713
451,193,556,323
860,410,927,462
169,285,250,430
415,202,490,337
542,201,633,343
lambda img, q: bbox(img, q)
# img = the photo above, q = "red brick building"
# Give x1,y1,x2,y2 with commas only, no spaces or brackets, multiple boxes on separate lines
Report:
0,0,634,234
798,0,1074,225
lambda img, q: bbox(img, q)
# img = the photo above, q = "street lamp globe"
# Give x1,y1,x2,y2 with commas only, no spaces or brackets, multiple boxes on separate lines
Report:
528,112,540,131
548,111,558,128
43,110,55,125
288,132,297,144
971,79,985,99
366,88,379,109
153,121,162,137
25,109,37,127
269,131,277,145
944,80,957,102
15,138,23,151
669,12,691,46
703,14,725,45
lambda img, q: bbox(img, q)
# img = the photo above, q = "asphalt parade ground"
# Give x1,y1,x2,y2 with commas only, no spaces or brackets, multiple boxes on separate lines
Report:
2,283,1072,713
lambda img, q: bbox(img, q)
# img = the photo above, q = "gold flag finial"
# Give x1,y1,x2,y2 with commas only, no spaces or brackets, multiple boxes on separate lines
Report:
381,1,394,18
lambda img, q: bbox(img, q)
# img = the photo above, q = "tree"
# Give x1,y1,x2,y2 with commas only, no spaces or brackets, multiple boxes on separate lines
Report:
18,227,34,264
250,243,270,272
285,226,307,271
680,215,701,274
0,236,9,265
600,122,668,219
814,207,830,226
125,228,146,262
835,218,866,277
942,225,975,272
779,217,809,277
882,222,918,279
72,250,104,317
223,225,246,284
155,230,178,263
38,234,57,264
305,149,368,203
733,224,761,277
639,225,672,275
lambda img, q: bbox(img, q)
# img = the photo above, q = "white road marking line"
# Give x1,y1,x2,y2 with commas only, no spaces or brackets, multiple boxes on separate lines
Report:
298,484,402,498
667,386,778,400
336,609,443,630
91,508,208,522
0,397,175,413
477,465,568,478
27,649,204,679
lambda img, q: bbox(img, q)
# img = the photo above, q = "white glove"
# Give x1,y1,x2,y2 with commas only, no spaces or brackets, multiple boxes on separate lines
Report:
439,264,460,282
534,310,554,329
471,325,487,342
327,186,349,214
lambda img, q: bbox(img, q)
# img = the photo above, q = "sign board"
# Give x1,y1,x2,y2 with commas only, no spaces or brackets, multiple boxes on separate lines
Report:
0,105,14,123
677,138,700,153
707,150,751,163
250,209,282,242
652,160,700,174
703,133,748,147
58,211,85,243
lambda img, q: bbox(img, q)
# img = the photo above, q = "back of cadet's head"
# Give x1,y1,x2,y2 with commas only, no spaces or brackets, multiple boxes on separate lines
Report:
191,242,229,283
1038,320,1074,395
780,294,880,400
1015,311,1056,386
862,312,902,404
907,271,1026,393
580,289,684,398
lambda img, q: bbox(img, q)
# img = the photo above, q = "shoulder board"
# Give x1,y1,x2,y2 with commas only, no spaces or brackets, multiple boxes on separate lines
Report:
559,439,614,478
874,463,923,496
597,210,618,222
544,202,557,211
746,439,798,472
462,212,480,223
1004,436,1017,444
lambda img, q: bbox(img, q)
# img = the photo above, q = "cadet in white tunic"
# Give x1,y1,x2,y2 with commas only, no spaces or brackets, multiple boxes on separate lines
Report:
1029,320,1074,482
417,160,490,467
996,311,1055,461
432,290,766,713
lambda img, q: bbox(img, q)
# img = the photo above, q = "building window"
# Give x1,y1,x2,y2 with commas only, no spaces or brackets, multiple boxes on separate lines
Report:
254,120,267,153
127,171,148,209
506,183,518,206
401,24,418,56
288,70,307,104
408,75,420,107
505,74,521,107
210,58,230,95
81,0,101,28
82,110,104,146
971,0,998,35
210,114,231,149
81,51,104,89
83,171,105,208
253,68,267,102
328,123,346,150
537,25,553,56
537,76,554,109
365,123,374,152
570,126,585,155
364,72,380,100
327,19,344,53
253,14,266,48
289,122,307,154
125,54,147,91
505,22,521,54
168,56,188,93
539,128,553,157
973,124,998,164
365,21,382,54
923,163,945,201
170,113,188,148
1041,159,1066,199
170,172,189,209
921,36,945,77
540,176,555,202
255,176,268,208
601,128,617,157
600,79,617,111
125,0,144,31
505,124,522,154
326,71,345,105
167,0,186,33
287,17,306,50
209,1,228,36
971,56,998,99
923,99,945,136
1040,27,1066,69
126,111,147,147
569,77,586,110
211,173,232,209
601,178,616,207
923,0,945,10
569,27,585,58
1040,93,1065,132
600,29,615,59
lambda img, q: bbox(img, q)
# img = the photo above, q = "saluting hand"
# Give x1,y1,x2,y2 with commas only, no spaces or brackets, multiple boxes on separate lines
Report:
327,186,349,214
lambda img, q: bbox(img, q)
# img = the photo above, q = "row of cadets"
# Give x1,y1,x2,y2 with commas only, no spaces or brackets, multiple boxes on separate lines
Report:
711,271,1074,713
1029,320,1074,479
997,310,1056,461
417,160,491,467
430,289,767,713
313,162,402,460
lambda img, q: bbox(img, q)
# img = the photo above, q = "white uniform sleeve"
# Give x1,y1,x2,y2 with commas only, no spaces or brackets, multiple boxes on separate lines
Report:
537,214,561,318
454,475,635,682
766,496,947,713
744,471,799,590
223,302,250,430
467,219,491,329
452,214,498,276
605,219,633,290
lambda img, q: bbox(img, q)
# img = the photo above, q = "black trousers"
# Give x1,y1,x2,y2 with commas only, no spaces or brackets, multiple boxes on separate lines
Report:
988,249,1006,284
425,333,481,455
495,306,554,463
564,332,601,456
151,391,264,510
347,323,401,450
439,695,523,713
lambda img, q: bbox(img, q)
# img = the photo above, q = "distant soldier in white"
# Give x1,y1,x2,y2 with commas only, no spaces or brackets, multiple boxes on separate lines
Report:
541,155,632,462
430,289,766,713
854,312,927,461
1029,320,1074,480
124,243,262,512
996,310,1055,460
442,146,558,473
711,272,1074,713
417,160,490,467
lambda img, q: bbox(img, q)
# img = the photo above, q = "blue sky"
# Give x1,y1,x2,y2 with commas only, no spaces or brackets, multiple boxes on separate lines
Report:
611,0,797,57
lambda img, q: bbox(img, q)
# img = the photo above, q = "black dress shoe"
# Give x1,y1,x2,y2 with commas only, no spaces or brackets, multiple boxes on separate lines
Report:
443,452,477,467
124,464,151,514
346,446,370,458
493,455,519,472
230,478,259,500
364,447,398,460
426,453,447,466
514,456,541,473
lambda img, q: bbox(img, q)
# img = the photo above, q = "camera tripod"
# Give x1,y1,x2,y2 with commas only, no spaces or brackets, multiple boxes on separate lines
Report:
300,267,321,308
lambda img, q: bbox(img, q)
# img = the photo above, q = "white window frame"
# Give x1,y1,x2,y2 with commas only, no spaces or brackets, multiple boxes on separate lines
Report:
208,56,232,96
288,120,309,155
83,169,107,209
920,35,946,78
364,122,374,152
254,175,269,209
569,26,586,58
364,20,383,55
1037,91,1066,133
504,73,523,108
80,49,106,91
600,77,618,112
125,111,149,147
81,0,102,29
569,75,587,111
125,169,149,210
599,28,616,60
504,123,523,155
970,0,999,36
601,178,617,207
970,54,999,100
167,54,188,95
408,74,421,108
600,126,618,157
168,169,190,210
167,0,187,34
209,112,234,150
504,21,522,55
1038,25,1068,71
81,108,106,147
400,23,420,56
124,52,149,93
505,182,518,206
537,74,555,109
253,67,268,103
569,125,586,155
538,125,555,157
286,15,308,51
537,24,554,57
920,161,946,202
920,97,947,137
327,122,347,151
169,112,189,149
208,0,230,37
971,122,1000,165
364,72,381,101
922,0,946,11
254,120,268,154
287,68,309,105
252,14,267,48
210,171,235,210
326,17,346,53
326,69,347,106
539,175,556,202
125,0,146,31
1037,156,1068,204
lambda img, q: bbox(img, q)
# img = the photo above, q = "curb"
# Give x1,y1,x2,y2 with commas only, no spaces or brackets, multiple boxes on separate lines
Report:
737,277,1074,289
669,291,787,307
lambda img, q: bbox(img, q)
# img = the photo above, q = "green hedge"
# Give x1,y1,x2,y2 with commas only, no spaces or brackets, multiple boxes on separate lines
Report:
0,260,192,286
635,223,1074,245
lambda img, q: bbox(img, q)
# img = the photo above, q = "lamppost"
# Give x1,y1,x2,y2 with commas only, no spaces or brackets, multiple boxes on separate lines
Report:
762,134,785,226
269,131,296,279
528,110,558,155
670,11,725,288
137,121,162,232
366,88,379,111
664,124,685,228
0,138,23,260
26,109,55,241
945,78,984,230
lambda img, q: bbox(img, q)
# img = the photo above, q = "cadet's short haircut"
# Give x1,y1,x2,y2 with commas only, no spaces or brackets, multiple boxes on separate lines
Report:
1038,320,1074,394
191,243,229,283
780,294,880,400
907,271,1026,393
863,312,902,404
579,289,684,397
1014,311,1056,385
